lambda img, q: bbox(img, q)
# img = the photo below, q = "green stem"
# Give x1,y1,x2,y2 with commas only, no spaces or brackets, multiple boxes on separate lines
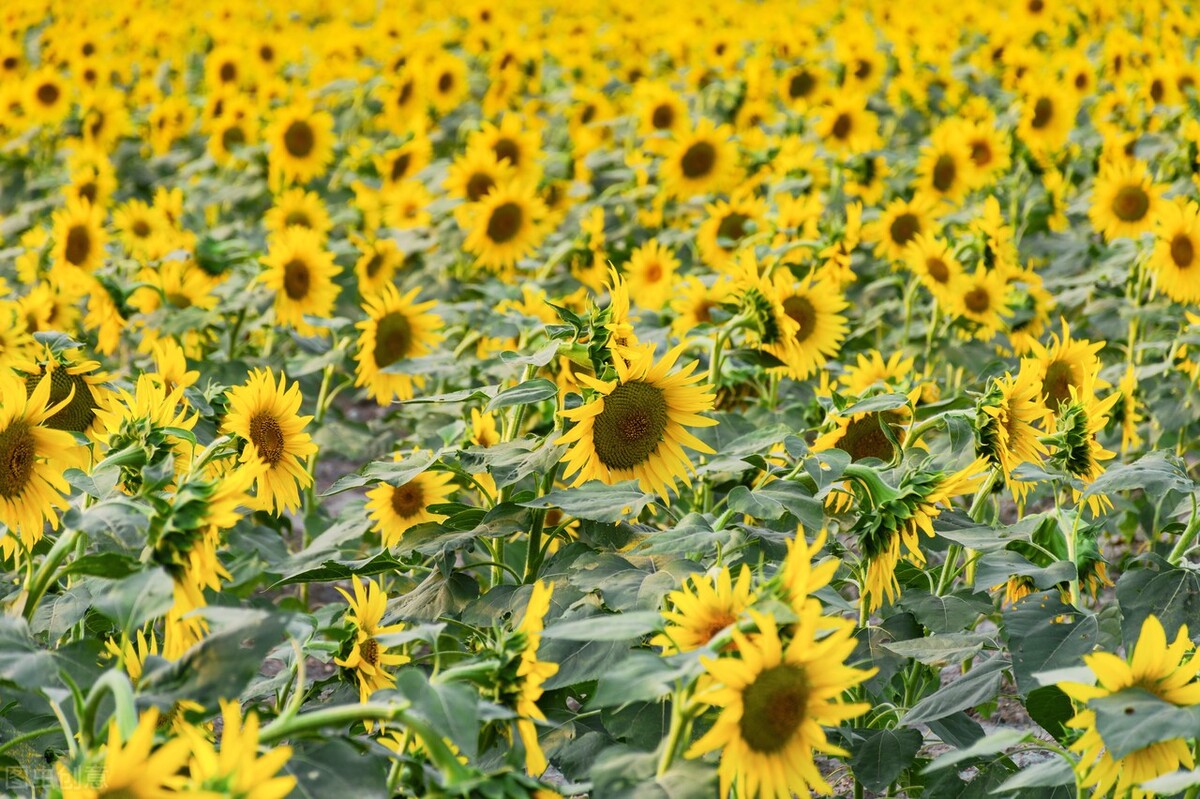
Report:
78,670,138,750
23,528,81,622
655,690,694,777
1168,494,1200,565
0,726,62,759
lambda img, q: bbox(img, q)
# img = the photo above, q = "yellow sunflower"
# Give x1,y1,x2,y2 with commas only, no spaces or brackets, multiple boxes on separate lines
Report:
559,342,717,498
903,233,963,306
221,369,318,515
56,709,190,799
1089,159,1163,241
180,701,297,798
696,195,768,272
23,67,71,126
353,283,444,405
949,268,1010,339
1017,82,1077,156
51,197,107,272
686,609,873,799
636,81,688,138
652,565,755,654
1058,615,1200,799
871,195,936,262
265,102,335,183
625,239,679,311
670,275,734,338
816,94,880,155
915,126,973,204
1151,199,1200,303
376,134,433,187
463,181,547,271
444,146,517,204
365,454,455,548
353,236,405,296
16,345,113,439
660,119,739,199
468,114,542,183
1024,321,1107,424
512,580,559,777
0,372,76,559
259,227,341,336
976,367,1049,506
264,187,333,240
0,302,35,370
334,576,410,706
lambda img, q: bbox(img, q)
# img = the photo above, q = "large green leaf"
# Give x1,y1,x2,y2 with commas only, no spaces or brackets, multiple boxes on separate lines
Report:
1001,591,1101,696
1116,557,1200,646
1090,687,1200,760
849,727,923,792
522,481,655,523
903,655,1007,725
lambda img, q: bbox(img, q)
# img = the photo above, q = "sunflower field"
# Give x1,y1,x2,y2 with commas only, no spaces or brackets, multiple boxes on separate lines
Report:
10,1,1200,797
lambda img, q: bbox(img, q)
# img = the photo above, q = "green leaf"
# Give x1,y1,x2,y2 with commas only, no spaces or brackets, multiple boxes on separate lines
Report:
992,757,1076,793
904,655,1007,725
899,589,991,634
974,551,1076,594
633,513,735,556
923,729,1028,772
850,727,923,792
1116,557,1200,646
392,571,480,621
521,481,655,523
485,378,558,412
0,618,58,689
839,392,910,416
91,568,175,630
590,651,700,708
1089,687,1200,761
284,739,389,799
1081,451,1194,499
1141,769,1200,794
1001,591,1101,696
321,451,439,496
1025,685,1075,741
543,611,662,641
881,633,992,667
393,668,481,759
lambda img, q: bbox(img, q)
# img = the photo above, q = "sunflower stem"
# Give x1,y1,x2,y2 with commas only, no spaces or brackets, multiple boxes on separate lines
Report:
1167,493,1200,565
655,689,694,777
78,670,138,750
22,527,81,622
0,725,61,759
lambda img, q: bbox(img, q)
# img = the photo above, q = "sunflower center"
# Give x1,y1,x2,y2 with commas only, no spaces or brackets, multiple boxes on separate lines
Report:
466,172,495,202
283,211,312,228
840,411,904,462
132,219,152,238
651,103,675,130
831,113,853,141
1112,185,1149,222
716,213,749,246
36,82,60,106
166,292,192,309
889,213,919,247
970,140,993,167
28,370,98,433
932,154,957,192
738,665,810,754
698,611,737,645
783,295,817,345
248,412,286,465
0,422,35,499
437,72,454,93
1043,360,1075,411
1030,97,1053,129
644,262,663,282
493,138,520,165
282,259,311,300
486,202,523,244
78,182,98,204
219,62,237,83
680,142,716,179
391,481,425,517
359,637,380,667
397,80,414,106
789,71,815,99
222,125,246,150
1171,234,1195,268
926,257,950,283
283,120,315,158
592,381,670,471
364,252,385,278
65,225,92,266
964,287,991,313
390,152,412,181
373,311,413,368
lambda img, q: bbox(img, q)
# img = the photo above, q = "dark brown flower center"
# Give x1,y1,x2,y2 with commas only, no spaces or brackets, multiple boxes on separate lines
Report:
219,62,237,83
1043,360,1076,411
592,381,670,470
222,125,246,150
680,141,716,179
36,82,60,106
359,637,380,666
1031,97,1054,129
282,259,311,300
493,137,520,165
390,152,412,181
926,257,950,283
889,213,920,247
283,120,315,158
716,213,749,247
783,295,817,345
373,311,413,368
970,139,993,167
0,422,35,498
249,412,286,465
283,211,311,228
1171,234,1195,268
964,286,991,313
651,103,675,130
932,154,957,192
27,369,99,433
486,202,523,244
738,665,810,753
831,112,853,140
391,481,425,517
839,410,906,462
132,220,152,238
1112,185,1149,223
65,224,92,266
466,172,495,202
789,70,815,99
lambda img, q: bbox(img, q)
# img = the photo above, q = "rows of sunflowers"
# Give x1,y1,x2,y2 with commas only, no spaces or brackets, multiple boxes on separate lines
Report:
5,0,1200,796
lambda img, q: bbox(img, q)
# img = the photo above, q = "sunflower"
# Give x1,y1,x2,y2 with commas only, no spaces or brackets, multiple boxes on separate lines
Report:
353,283,444,404
112,199,167,259
469,114,542,182
1116,365,1144,454
0,303,34,370
376,133,433,187
903,233,963,306
813,403,914,464
686,609,873,799
1017,82,1077,155
365,455,455,548
636,81,688,138
93,374,198,491
871,195,936,262
975,367,1049,506
426,53,469,115
1089,159,1163,241
671,276,733,338
377,72,425,133
624,239,679,311
23,67,70,126
915,126,973,204
816,94,880,155
511,580,559,776
17,345,113,438
334,576,410,706
0,372,76,559
559,342,717,498
463,181,547,271
259,226,341,335
839,351,916,396
444,146,517,204
652,565,755,654
208,116,258,167
696,195,768,272
51,197,107,272
353,236,405,295
1048,379,1119,515
959,119,1011,186
778,63,826,114
264,187,333,239
221,369,317,515
175,704,294,798
265,102,335,183
949,268,1010,339
1151,199,1200,303
1057,615,1200,799
1024,321,1107,424
381,180,433,229
56,708,190,799
660,119,739,199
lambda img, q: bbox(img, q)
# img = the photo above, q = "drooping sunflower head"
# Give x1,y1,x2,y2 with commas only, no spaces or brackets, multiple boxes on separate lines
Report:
559,342,717,498
1025,320,1106,423
974,367,1049,505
